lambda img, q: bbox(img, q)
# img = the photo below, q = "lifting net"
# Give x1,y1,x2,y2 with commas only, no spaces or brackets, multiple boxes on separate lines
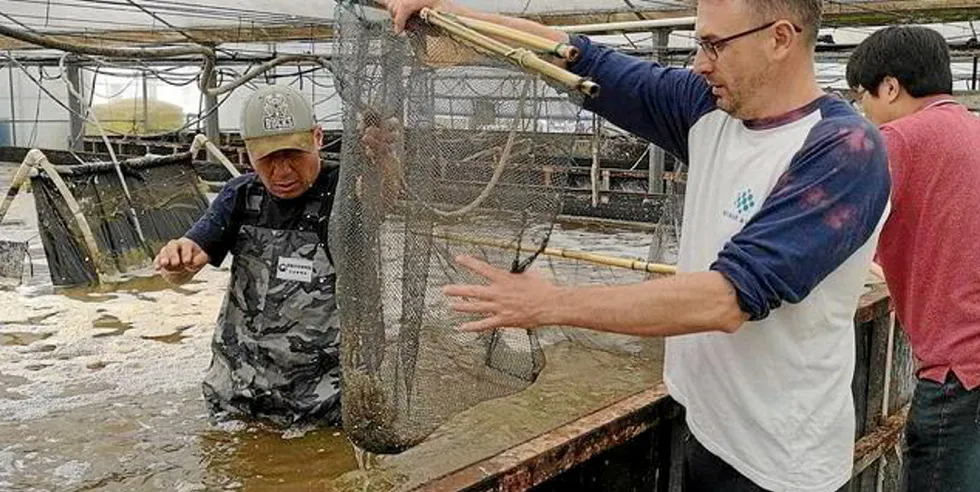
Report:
330,3,599,453
30,152,208,286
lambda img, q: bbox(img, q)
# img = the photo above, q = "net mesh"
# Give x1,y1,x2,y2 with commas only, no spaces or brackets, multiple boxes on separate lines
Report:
30,152,208,286
329,3,600,453
0,240,27,286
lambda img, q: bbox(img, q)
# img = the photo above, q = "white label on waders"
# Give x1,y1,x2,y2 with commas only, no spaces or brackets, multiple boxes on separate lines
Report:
276,257,314,283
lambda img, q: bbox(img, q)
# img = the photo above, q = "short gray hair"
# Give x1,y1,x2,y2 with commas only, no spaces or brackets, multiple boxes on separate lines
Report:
748,0,822,45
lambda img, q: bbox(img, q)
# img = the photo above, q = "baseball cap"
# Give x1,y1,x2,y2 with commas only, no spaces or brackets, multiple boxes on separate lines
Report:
240,85,318,161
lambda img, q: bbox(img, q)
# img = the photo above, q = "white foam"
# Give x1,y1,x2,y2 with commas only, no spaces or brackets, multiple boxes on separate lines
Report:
0,268,229,422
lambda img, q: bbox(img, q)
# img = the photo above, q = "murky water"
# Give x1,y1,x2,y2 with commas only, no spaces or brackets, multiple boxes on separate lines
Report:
0,162,666,491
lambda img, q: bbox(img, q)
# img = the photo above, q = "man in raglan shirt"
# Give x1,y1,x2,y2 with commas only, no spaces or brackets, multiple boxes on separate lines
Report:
847,26,980,491
380,0,890,490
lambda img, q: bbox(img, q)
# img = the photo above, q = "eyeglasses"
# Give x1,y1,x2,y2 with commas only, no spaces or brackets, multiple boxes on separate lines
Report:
697,21,804,61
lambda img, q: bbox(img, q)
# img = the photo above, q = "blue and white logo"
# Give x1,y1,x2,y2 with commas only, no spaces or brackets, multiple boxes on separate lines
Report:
723,188,758,224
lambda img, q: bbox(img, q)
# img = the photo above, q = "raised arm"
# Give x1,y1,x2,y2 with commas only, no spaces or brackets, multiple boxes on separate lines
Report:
379,0,716,162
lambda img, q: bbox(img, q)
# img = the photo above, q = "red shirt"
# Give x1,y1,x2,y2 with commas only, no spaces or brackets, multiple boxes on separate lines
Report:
878,98,980,390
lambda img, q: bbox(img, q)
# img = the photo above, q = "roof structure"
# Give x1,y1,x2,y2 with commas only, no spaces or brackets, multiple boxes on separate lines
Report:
2,0,980,50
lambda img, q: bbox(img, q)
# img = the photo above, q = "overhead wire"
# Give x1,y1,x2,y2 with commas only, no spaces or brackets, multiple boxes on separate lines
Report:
57,52,150,246
0,21,335,101
4,0,330,26
0,50,243,139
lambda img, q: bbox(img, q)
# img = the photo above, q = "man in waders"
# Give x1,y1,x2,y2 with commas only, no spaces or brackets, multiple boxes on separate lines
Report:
153,85,401,427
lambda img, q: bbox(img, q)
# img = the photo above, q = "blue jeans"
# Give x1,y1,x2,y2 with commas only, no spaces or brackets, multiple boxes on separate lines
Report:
902,372,980,492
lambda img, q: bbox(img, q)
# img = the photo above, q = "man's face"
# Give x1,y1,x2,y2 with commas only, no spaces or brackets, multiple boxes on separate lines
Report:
693,0,776,119
854,80,900,126
253,127,323,199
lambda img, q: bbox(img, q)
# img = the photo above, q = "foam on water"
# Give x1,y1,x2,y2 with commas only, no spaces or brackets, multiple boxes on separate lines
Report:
0,162,666,491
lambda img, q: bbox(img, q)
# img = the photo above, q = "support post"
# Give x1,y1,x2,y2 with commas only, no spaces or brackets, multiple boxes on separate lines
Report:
142,71,149,135
204,68,220,162
66,57,85,151
647,29,671,195
6,56,17,146
972,55,978,91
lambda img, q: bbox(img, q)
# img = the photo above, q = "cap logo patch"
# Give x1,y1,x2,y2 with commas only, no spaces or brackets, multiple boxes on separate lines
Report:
262,92,296,131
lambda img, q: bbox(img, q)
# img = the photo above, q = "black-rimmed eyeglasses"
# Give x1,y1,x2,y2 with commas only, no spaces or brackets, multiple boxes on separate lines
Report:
697,21,803,61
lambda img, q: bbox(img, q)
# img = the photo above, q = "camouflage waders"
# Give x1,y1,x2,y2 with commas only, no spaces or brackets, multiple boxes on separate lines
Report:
203,183,341,426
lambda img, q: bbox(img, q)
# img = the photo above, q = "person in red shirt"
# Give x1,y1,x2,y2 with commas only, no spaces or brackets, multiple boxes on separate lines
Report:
847,25,980,491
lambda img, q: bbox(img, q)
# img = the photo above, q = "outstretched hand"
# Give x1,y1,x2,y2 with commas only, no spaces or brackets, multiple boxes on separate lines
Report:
154,237,209,274
154,237,209,285
443,255,562,332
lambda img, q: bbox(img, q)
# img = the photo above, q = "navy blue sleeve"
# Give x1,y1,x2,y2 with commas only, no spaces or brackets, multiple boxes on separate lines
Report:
185,174,251,267
709,116,890,320
567,34,716,162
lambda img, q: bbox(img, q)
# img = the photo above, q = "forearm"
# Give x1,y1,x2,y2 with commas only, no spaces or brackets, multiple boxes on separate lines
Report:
544,271,748,337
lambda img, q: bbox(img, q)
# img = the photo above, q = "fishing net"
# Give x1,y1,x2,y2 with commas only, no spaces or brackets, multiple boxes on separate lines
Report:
30,152,208,286
0,240,27,286
646,164,685,267
329,3,603,453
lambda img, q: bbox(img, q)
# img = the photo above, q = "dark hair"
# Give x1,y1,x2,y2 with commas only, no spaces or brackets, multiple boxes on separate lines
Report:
846,25,952,97
749,0,822,45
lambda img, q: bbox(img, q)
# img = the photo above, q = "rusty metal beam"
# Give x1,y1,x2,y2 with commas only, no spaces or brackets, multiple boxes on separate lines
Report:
856,283,891,324
412,384,677,492
4,0,980,52
821,0,980,26
852,404,910,475
0,24,334,51
524,0,980,27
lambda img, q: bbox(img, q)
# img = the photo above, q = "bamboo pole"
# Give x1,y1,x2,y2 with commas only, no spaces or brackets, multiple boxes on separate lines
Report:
431,232,677,275
419,8,599,97
447,13,579,62
553,17,697,34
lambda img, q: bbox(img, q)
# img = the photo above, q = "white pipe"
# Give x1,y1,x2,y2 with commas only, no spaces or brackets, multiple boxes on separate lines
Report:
554,16,697,34
191,134,241,179
881,311,897,420
59,53,148,246
0,158,32,224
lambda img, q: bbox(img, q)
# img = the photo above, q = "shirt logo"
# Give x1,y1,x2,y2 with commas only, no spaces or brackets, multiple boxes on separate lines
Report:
262,92,296,132
276,256,314,283
723,188,758,224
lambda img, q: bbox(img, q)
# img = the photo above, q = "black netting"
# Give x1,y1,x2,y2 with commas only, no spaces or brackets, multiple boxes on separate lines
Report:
30,152,208,286
0,240,27,285
329,3,592,454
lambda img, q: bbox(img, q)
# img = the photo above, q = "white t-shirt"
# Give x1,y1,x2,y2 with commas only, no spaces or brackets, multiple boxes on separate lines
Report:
569,35,891,491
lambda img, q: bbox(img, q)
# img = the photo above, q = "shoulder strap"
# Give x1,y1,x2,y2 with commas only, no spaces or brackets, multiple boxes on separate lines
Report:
242,180,266,224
